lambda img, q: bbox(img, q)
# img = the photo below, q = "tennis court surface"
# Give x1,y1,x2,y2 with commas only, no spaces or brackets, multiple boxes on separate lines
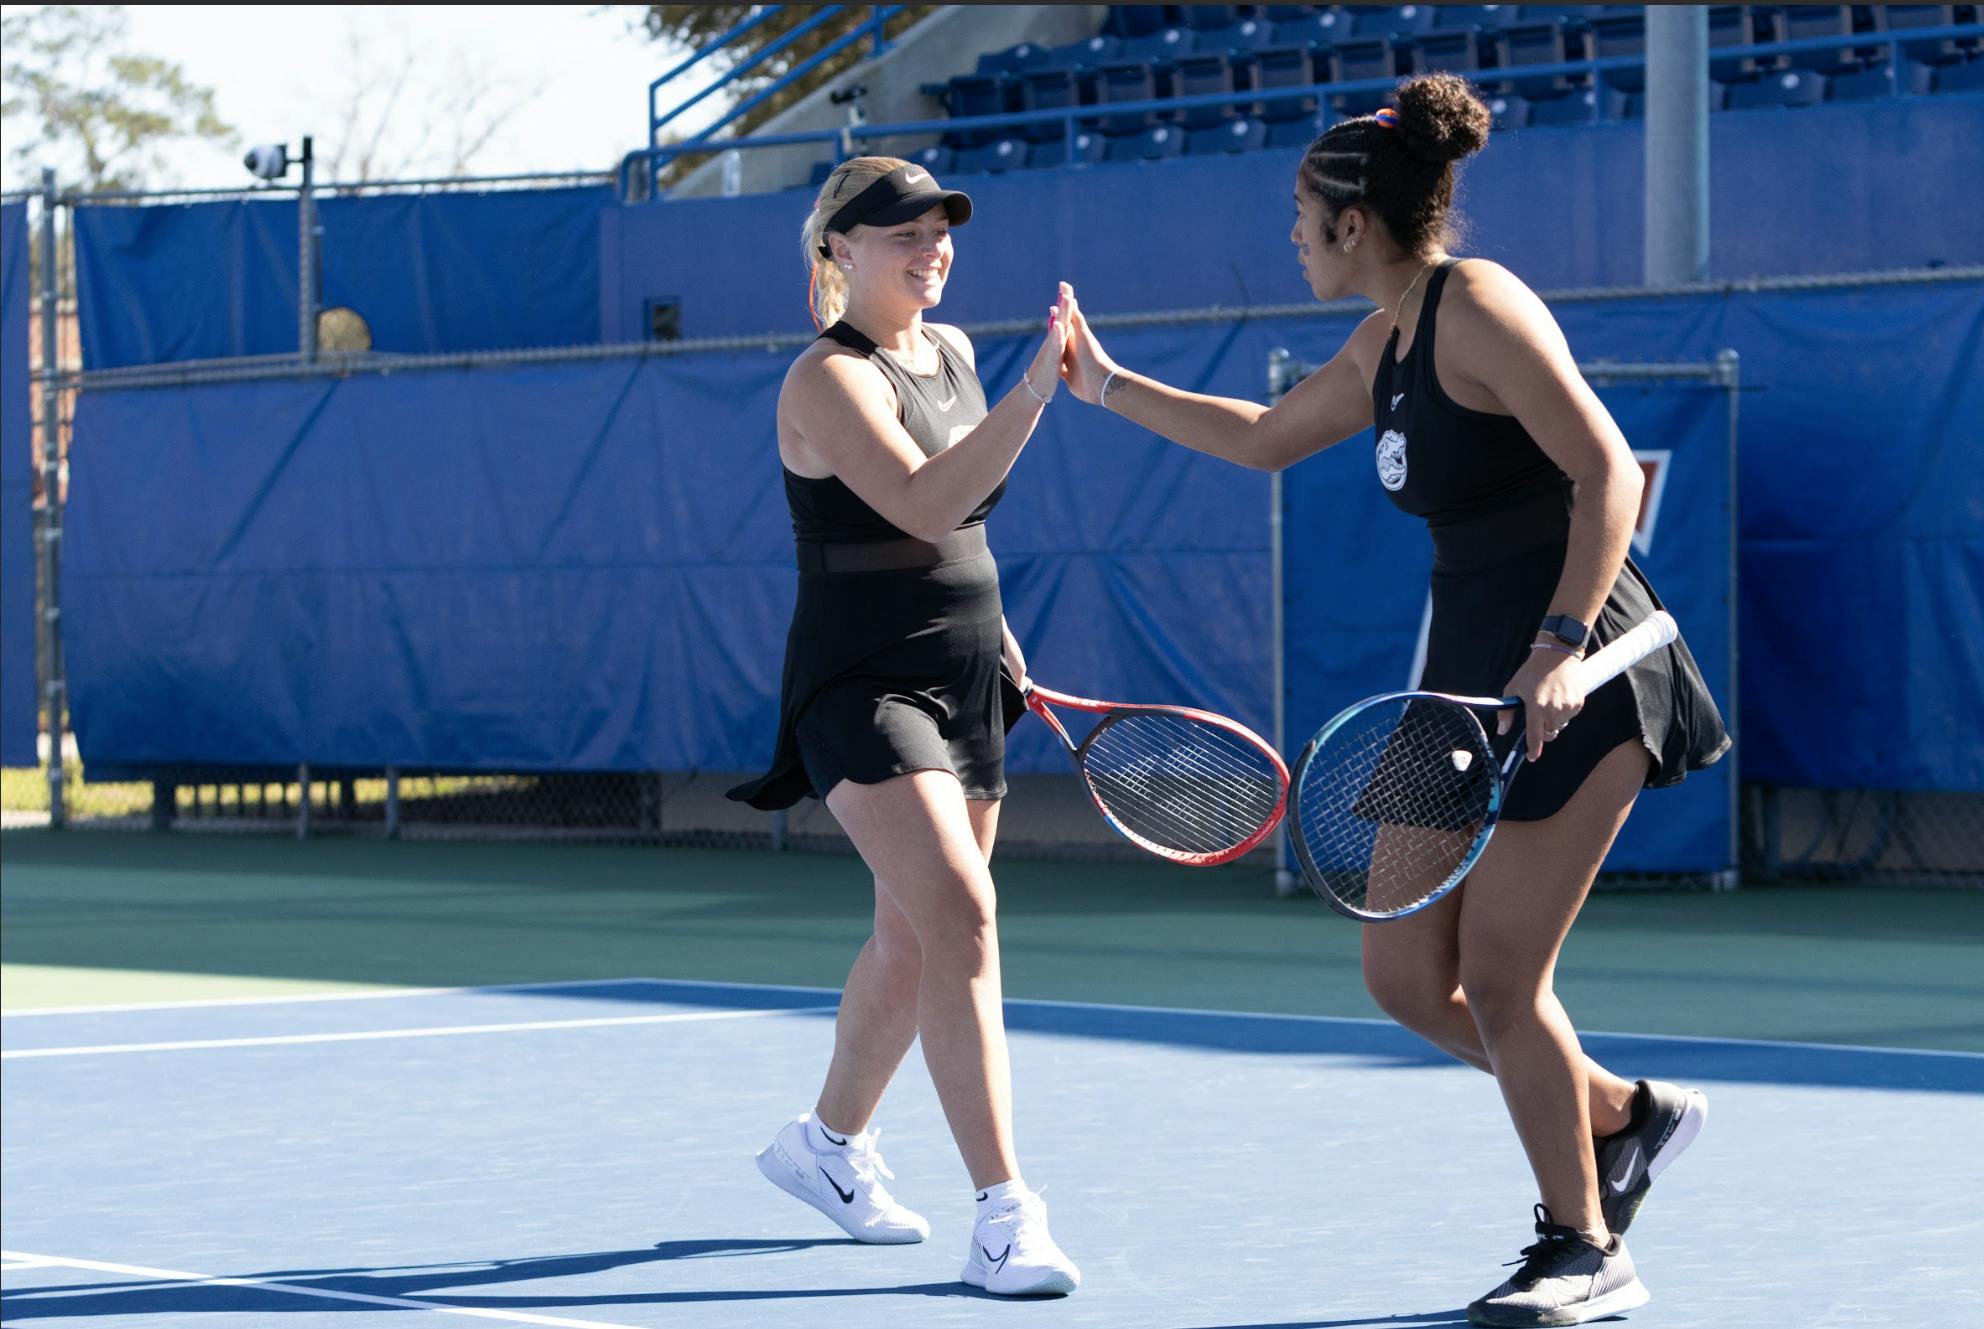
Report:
4,833,1980,1328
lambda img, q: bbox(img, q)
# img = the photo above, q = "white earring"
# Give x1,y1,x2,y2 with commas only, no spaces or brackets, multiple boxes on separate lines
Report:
841,261,853,271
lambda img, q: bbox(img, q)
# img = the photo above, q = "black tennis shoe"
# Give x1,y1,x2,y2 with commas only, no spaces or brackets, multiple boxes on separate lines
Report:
1466,1204,1649,1327
1595,1079,1709,1235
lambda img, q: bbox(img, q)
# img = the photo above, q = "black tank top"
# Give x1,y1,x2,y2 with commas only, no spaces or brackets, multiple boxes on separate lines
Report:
785,320,996,544
1370,260,1575,573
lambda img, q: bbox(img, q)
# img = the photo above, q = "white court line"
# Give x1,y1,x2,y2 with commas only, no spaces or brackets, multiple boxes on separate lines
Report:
631,977,1984,1063
2,1003,838,1060
0,1250,641,1329
2,977,652,1018
7,973,1979,1063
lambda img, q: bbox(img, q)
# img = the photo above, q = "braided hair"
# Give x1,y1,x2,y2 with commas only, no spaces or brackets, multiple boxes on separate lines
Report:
1300,74,1492,256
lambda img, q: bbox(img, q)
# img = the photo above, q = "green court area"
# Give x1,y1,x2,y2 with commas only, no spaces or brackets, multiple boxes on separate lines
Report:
3,830,1979,1052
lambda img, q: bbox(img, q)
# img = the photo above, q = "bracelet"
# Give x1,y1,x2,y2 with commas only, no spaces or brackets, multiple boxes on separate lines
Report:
1530,640,1581,659
1022,374,1052,405
1101,369,1121,408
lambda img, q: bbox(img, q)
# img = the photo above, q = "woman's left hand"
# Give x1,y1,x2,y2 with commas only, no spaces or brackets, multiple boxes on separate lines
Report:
1498,646,1586,762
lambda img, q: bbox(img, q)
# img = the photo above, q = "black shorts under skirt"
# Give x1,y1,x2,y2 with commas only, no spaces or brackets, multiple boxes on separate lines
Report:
727,529,1021,811
1419,542,1731,825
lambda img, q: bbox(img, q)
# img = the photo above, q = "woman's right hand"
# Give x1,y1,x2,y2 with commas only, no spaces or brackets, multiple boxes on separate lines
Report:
1022,285,1074,403
1057,286,1121,406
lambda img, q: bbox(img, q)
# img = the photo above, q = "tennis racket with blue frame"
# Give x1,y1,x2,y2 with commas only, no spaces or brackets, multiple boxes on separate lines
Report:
1288,611,1680,920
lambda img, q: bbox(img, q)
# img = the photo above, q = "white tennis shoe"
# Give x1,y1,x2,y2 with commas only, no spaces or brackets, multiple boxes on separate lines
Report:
961,1186,1080,1296
754,1114,929,1244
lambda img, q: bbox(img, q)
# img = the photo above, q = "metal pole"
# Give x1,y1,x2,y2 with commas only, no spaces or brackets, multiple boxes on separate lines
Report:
1266,348,1296,895
297,762,311,838
298,137,317,362
1645,6,1710,285
385,766,400,838
36,168,66,829
1717,347,1741,890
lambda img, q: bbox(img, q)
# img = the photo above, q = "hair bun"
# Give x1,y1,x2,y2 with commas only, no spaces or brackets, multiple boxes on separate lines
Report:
1393,73,1491,164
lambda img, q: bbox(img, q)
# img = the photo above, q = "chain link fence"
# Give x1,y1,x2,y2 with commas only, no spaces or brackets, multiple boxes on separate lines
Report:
3,170,1977,887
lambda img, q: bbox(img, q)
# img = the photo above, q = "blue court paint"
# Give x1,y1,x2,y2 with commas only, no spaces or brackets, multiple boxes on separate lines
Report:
4,981,1980,1328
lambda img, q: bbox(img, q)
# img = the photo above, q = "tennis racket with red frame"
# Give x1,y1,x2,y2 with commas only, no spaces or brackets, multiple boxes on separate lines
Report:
1019,678,1289,866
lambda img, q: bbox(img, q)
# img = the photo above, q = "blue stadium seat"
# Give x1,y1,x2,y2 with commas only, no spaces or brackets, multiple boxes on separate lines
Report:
1174,51,1247,127
1416,29,1499,76
952,137,1030,175
1707,5,1776,83
1349,5,1437,38
1829,60,1935,98
1725,69,1828,108
1194,17,1278,55
1779,5,1878,73
1187,116,1270,153
1326,38,1403,115
1265,113,1325,148
976,42,1050,77
1043,34,1122,70
1585,10,1648,93
1512,5,1608,22
1179,5,1244,30
1104,123,1189,162
1016,67,1089,144
1934,51,1984,88
1029,130,1108,170
1876,6,1976,66
1095,61,1165,133
1434,6,1518,31
1526,87,1600,124
1120,25,1196,61
1270,10,1344,49
1254,45,1324,121
1498,17,1582,96
1109,6,1172,38
1484,92,1532,129
906,143,954,176
935,73,1011,147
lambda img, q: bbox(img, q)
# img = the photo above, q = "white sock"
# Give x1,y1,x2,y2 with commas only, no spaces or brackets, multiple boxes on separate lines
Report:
806,1114,855,1153
975,1179,1029,1209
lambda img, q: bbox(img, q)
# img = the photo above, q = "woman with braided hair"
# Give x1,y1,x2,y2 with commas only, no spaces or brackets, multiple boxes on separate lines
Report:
1055,76,1727,1326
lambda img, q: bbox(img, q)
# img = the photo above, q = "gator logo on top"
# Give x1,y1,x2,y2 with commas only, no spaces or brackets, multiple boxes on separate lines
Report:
1632,450,1671,556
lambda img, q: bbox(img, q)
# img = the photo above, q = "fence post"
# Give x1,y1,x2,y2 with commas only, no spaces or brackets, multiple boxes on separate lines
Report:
36,168,66,829
1266,348,1296,895
297,762,311,839
1716,348,1741,890
384,767,400,838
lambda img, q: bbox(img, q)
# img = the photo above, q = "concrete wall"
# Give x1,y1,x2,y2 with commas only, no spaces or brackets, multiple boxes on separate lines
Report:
670,4,1105,199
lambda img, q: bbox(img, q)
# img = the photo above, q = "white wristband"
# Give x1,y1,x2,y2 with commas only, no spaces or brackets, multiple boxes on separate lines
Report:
1022,374,1052,405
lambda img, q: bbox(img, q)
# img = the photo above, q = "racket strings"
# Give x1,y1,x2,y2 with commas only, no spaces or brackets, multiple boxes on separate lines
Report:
1295,698,1496,915
1080,712,1284,856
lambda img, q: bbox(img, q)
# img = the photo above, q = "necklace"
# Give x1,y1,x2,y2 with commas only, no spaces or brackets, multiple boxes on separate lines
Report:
1391,263,1433,333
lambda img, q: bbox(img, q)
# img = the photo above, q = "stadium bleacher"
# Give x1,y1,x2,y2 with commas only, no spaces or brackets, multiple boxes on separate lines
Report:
897,4,1983,181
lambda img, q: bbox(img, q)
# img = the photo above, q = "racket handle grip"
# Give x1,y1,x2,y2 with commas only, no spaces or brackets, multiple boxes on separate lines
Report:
1579,611,1679,690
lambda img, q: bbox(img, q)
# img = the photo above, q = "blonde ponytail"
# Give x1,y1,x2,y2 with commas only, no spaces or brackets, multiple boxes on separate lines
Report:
800,155,913,329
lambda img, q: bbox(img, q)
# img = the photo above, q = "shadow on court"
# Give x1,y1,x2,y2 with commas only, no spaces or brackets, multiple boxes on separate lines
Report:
1176,1316,1471,1329
0,1238,1051,1319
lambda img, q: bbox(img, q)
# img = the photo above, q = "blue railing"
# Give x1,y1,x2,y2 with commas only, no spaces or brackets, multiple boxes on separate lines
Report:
648,5,905,187
624,21,1984,198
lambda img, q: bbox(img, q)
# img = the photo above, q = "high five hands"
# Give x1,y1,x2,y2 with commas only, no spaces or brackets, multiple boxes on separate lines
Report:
1054,284,1120,407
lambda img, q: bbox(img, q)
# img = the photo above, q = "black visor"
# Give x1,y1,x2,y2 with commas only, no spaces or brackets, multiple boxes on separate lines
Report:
818,166,972,256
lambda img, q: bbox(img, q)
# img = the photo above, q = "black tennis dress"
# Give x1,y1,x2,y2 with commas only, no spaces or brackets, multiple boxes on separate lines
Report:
726,320,1017,811
1372,259,1730,822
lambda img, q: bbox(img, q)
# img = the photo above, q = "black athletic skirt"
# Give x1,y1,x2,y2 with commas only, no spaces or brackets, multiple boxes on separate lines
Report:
726,526,1022,811
1418,494,1731,823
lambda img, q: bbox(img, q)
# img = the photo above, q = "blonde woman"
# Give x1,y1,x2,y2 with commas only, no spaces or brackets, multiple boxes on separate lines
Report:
727,158,1080,1296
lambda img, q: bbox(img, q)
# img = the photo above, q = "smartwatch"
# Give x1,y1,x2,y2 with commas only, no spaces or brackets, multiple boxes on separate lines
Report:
1538,613,1591,653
